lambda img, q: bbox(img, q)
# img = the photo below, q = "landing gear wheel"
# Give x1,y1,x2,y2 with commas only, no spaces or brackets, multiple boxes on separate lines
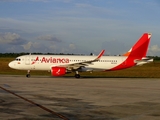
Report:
75,74,80,78
26,70,30,78
26,74,30,78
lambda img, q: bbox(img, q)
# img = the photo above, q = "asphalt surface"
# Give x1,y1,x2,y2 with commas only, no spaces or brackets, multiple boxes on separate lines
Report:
0,75,160,120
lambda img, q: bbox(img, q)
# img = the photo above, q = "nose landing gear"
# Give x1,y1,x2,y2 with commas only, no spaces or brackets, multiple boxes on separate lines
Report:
26,70,30,78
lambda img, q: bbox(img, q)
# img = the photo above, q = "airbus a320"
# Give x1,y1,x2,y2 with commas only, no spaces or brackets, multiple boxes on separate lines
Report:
9,33,153,78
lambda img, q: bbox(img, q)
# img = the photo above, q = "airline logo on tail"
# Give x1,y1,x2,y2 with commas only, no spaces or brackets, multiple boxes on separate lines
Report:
123,33,151,57
110,33,152,71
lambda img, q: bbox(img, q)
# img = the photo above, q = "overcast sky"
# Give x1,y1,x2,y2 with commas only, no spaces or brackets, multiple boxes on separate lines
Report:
0,0,160,56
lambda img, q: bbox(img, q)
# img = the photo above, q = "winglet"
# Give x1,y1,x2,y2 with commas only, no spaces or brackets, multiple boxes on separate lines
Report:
95,50,105,61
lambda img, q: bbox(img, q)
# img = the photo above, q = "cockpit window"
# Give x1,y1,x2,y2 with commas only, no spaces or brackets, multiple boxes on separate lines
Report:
15,58,21,61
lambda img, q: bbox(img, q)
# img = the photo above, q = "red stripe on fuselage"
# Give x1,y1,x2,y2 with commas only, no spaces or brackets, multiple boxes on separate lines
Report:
106,57,135,71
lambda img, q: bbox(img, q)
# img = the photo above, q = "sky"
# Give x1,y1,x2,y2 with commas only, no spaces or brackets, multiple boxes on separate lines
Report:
0,0,160,56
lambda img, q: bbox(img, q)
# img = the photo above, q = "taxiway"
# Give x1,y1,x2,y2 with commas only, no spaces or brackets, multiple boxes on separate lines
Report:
0,75,160,120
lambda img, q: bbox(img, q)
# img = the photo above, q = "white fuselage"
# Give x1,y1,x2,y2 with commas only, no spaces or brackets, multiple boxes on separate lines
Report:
8,55,128,71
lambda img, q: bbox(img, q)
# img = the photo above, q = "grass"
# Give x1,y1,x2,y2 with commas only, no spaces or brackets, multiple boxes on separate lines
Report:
1,57,160,78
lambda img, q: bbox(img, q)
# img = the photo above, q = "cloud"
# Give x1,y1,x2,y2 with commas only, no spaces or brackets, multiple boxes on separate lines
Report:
49,45,56,50
149,45,160,56
0,32,26,45
22,42,32,50
22,41,42,51
69,43,76,49
150,45,160,52
36,35,62,42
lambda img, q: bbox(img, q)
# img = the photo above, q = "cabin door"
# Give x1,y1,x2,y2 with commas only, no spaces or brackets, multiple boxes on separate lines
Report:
25,56,30,65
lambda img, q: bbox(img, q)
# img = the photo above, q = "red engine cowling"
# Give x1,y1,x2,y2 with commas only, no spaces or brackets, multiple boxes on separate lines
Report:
51,67,66,77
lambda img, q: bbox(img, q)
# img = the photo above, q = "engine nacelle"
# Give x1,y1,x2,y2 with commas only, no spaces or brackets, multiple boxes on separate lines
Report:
51,67,66,76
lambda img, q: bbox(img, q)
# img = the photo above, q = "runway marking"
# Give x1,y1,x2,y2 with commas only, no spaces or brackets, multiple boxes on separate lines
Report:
0,86,69,120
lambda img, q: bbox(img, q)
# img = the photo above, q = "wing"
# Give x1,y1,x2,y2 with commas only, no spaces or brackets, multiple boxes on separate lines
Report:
57,50,105,70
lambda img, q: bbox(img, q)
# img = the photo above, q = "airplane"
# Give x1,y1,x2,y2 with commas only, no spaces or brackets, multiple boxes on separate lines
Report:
8,33,153,78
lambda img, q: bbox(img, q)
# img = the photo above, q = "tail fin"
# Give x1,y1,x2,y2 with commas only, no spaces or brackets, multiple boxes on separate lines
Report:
123,33,151,59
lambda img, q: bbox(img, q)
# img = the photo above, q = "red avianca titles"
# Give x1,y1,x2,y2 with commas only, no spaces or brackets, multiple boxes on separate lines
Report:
9,33,153,78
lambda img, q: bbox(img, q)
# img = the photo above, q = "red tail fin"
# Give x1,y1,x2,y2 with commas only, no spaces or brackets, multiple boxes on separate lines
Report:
123,33,151,59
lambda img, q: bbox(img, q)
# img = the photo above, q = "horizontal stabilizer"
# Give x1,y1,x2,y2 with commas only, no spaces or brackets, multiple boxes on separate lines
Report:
134,57,153,66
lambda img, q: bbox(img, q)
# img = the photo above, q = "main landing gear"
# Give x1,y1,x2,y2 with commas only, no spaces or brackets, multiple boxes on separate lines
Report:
75,71,80,78
25,70,81,78
26,70,30,78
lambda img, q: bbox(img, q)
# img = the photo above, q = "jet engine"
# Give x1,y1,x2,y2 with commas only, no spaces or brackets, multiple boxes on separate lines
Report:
51,67,66,76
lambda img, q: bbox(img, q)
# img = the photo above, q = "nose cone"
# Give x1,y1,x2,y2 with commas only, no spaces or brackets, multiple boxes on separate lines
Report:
8,61,14,69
